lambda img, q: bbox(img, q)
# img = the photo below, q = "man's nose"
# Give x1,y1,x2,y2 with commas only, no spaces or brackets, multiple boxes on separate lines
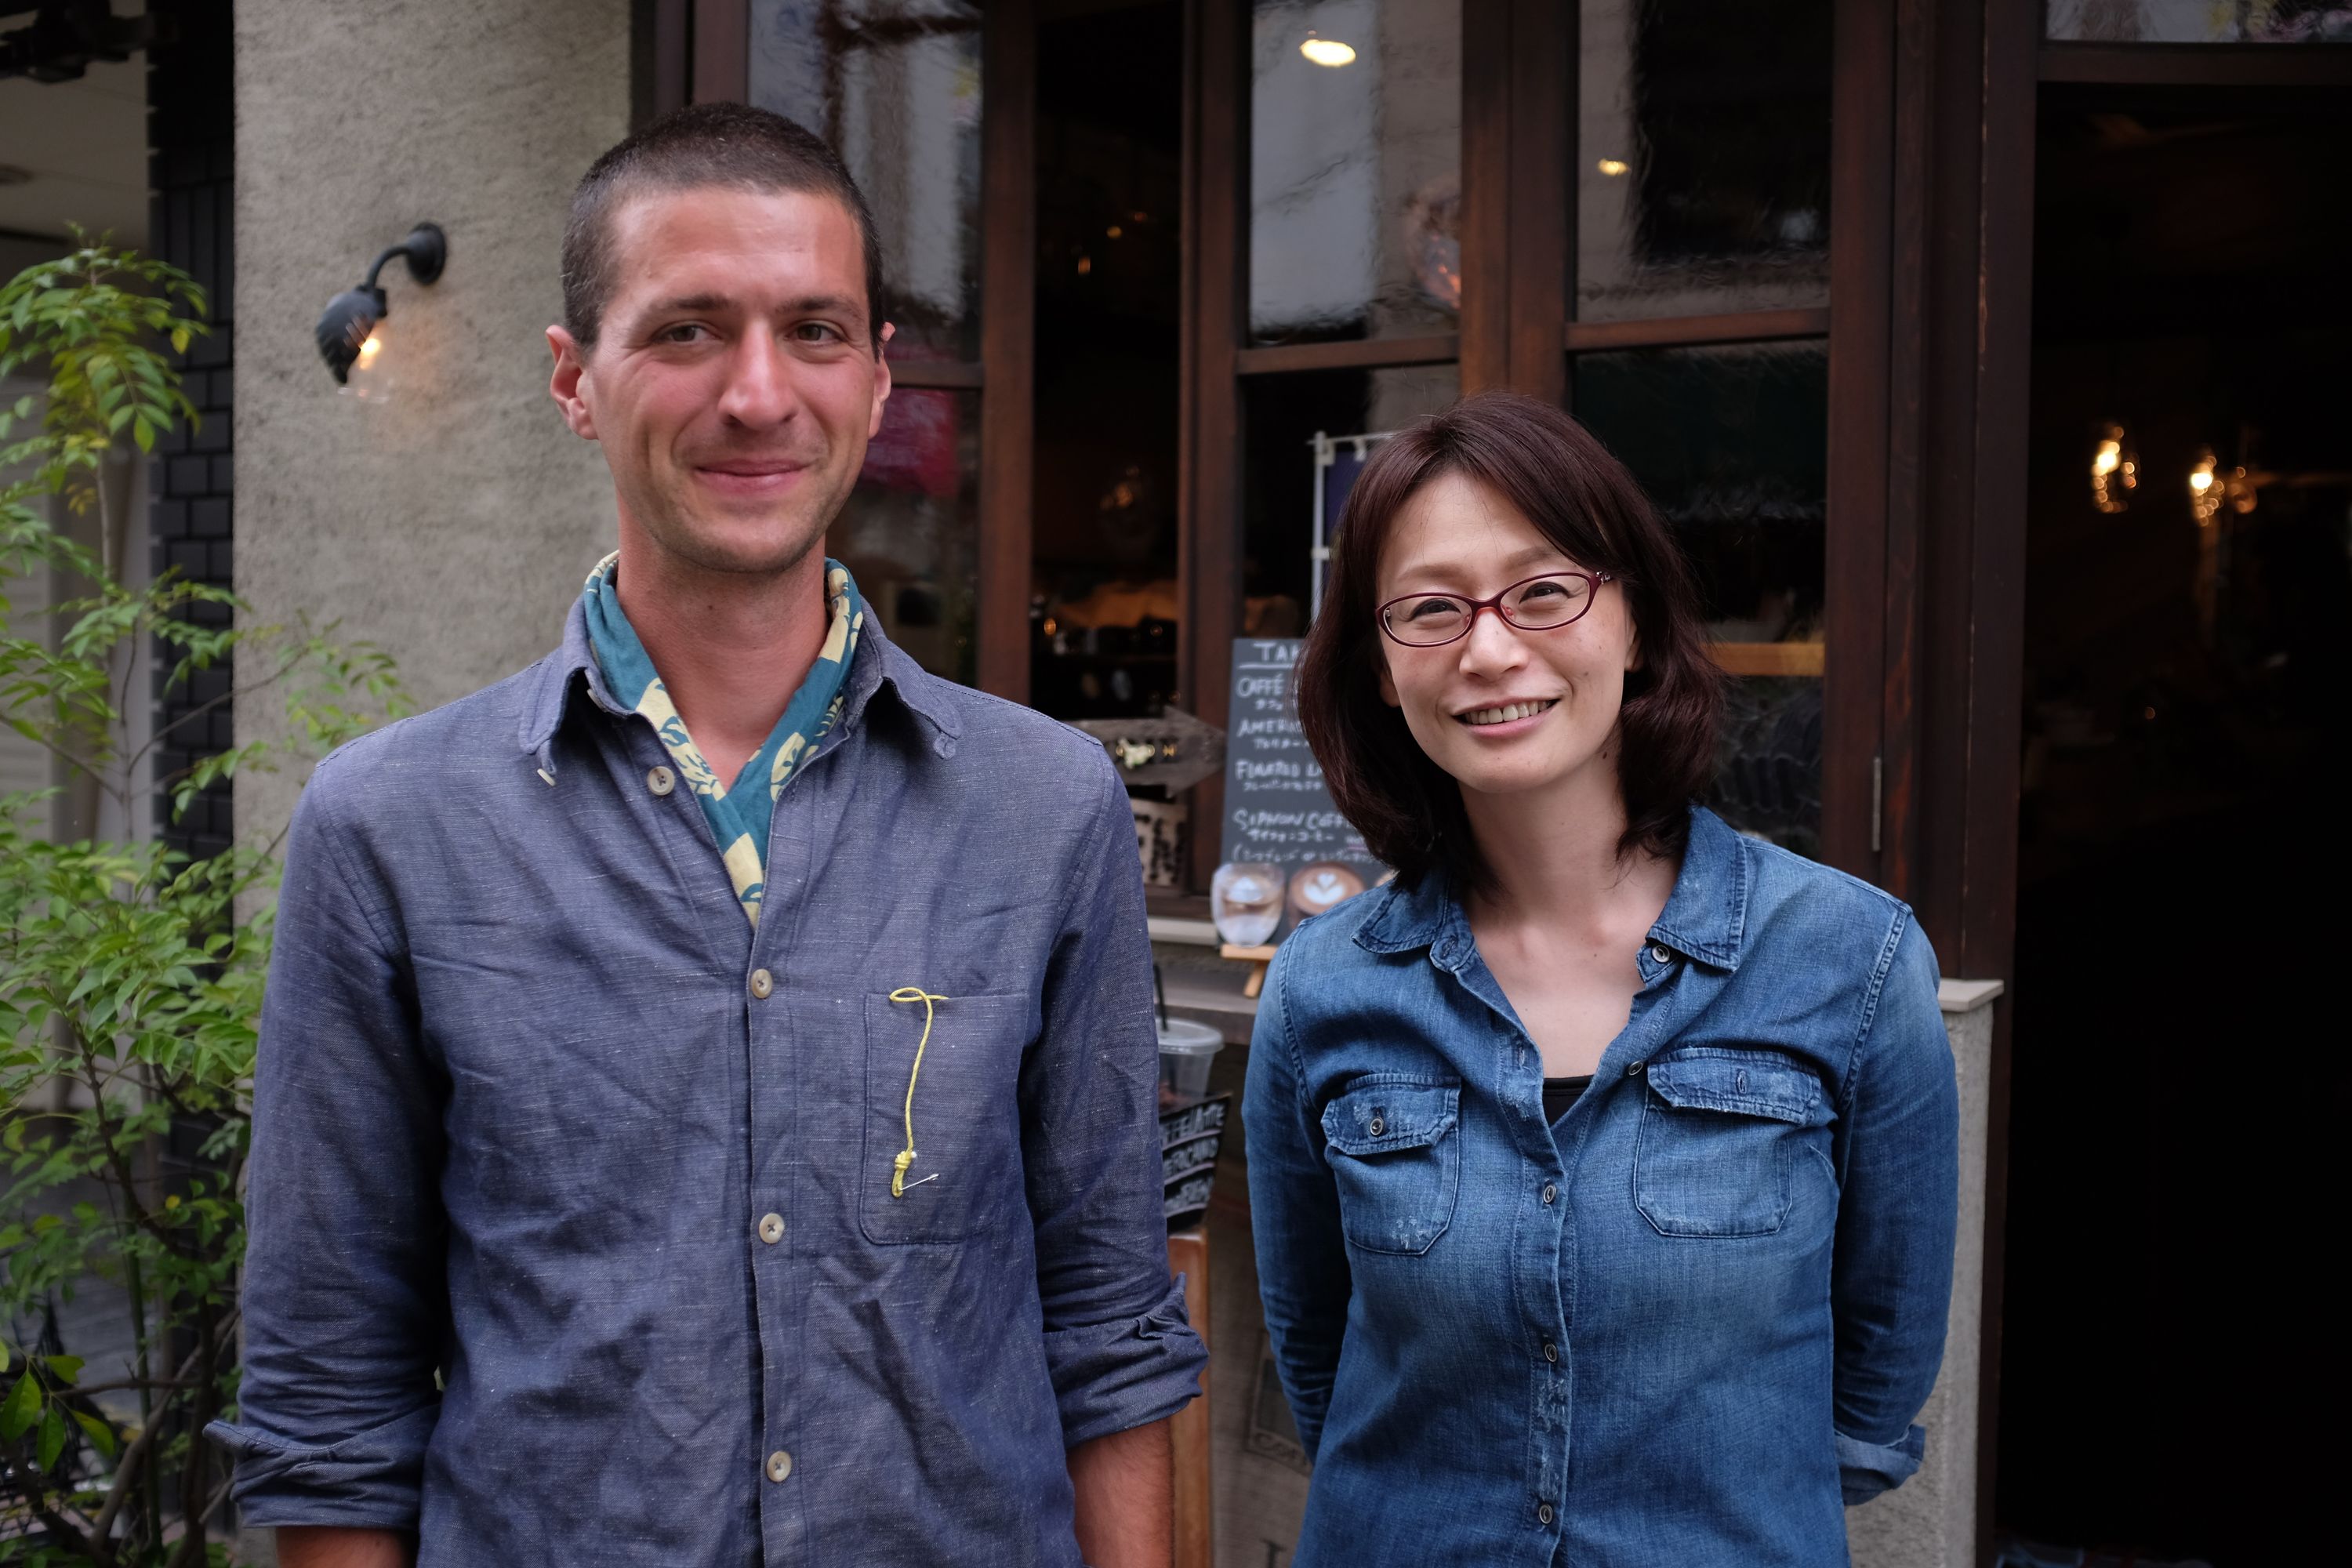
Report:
717,331,803,429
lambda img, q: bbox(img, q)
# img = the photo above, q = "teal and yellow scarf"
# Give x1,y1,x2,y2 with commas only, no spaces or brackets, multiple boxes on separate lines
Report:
582,553,864,925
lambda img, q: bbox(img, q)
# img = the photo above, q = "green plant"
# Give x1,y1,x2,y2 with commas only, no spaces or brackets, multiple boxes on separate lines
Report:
0,237,407,1563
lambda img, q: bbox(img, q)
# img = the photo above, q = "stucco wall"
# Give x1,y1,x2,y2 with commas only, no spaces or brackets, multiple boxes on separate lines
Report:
233,0,631,842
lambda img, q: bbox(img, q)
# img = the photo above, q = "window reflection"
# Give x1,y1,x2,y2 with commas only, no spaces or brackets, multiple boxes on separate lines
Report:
1250,0,1461,345
1576,0,1831,321
1244,365,1461,626
832,387,978,684
750,1,985,361
1572,342,1828,640
2046,0,2352,41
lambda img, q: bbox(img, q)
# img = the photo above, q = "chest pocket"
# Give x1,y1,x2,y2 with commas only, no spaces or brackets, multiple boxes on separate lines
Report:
1634,1050,1831,1239
1320,1080,1462,1257
861,991,1033,1245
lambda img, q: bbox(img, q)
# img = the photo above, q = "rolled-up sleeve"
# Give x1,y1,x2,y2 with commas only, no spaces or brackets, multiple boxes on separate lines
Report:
205,755,447,1526
1241,942,1352,1459
1831,911,1959,1505
1022,761,1207,1447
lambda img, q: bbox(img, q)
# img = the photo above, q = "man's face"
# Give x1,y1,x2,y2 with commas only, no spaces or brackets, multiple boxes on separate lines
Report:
549,186,891,577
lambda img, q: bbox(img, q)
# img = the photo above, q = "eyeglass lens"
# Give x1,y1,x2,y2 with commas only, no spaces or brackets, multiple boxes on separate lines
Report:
1385,575,1593,645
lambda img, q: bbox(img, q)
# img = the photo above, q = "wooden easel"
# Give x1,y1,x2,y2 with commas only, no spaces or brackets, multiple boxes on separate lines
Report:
1219,943,1278,999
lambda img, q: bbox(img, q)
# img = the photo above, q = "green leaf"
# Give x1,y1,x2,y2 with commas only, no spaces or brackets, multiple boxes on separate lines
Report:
41,1354,82,1384
170,326,191,354
0,1369,39,1441
34,1405,66,1469
72,1406,116,1460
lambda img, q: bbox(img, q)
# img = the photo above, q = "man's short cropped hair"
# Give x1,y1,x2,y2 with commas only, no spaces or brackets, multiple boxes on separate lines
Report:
1293,390,1724,897
561,102,885,351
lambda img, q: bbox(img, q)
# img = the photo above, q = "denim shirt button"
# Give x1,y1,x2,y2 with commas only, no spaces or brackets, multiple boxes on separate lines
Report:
1626,1058,1644,1076
1541,1183,1557,1205
758,1213,785,1246
1542,1341,1558,1363
765,1450,793,1483
1368,1113,1386,1137
1649,942,1671,964
750,969,775,1000
1537,1502,1555,1525
647,765,676,797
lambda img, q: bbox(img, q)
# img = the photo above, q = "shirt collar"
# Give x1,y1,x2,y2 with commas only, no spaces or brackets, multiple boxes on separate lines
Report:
517,590,962,768
1354,803,1751,972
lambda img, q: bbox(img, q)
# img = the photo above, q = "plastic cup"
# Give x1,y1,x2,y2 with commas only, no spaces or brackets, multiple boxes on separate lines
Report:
1156,1018,1226,1104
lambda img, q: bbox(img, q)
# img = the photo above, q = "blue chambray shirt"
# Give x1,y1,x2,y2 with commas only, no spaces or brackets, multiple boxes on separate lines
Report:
209,603,1206,1565
1245,807,1958,1566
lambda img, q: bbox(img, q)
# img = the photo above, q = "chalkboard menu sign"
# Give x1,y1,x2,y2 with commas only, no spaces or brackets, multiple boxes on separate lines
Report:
1216,638,1387,944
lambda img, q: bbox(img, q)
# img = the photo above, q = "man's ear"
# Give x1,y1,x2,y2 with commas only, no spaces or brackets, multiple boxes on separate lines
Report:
547,325,597,442
868,321,895,441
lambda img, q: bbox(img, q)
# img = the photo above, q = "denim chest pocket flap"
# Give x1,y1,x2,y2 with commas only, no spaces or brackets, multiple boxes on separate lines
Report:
861,991,1032,1245
1635,1051,1830,1239
1319,1080,1462,1257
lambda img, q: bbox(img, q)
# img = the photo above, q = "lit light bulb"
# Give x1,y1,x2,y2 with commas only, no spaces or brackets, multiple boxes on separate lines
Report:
343,318,394,402
1300,33,1356,67
2089,422,2136,514
1595,158,1631,177
2189,448,2220,526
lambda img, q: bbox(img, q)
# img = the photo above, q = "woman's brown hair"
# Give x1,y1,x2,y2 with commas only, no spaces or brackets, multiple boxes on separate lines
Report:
1294,390,1722,896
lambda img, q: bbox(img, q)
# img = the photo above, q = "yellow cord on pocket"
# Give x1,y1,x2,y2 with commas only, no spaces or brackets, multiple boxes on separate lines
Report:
887,987,950,1198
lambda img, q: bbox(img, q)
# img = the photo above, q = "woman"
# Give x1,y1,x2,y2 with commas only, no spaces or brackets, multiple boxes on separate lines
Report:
1246,391,1957,1566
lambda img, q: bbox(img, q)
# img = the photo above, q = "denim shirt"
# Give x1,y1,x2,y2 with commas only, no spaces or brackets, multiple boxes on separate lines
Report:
1245,808,1958,1567
209,604,1205,1566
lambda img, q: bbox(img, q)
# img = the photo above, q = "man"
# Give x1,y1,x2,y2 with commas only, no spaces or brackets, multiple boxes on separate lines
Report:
209,103,1204,1566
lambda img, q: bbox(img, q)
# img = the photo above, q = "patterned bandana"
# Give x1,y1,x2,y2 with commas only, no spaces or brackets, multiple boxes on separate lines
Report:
581,552,864,926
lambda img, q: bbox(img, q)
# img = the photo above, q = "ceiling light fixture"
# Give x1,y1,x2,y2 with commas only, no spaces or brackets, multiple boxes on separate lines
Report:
1595,158,1631,177
1299,32,1356,67
314,222,447,392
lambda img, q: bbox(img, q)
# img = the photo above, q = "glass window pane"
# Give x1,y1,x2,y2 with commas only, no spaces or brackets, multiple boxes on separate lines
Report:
833,387,979,684
1250,0,1462,347
1029,0,1186,723
1576,0,1831,322
1243,365,1461,622
2046,1,2352,42
1573,342,1827,855
750,1,985,362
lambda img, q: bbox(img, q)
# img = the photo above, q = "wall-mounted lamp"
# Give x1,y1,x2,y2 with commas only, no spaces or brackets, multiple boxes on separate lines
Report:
315,223,448,396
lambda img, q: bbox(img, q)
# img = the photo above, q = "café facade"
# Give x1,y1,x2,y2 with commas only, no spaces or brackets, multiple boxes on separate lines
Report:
7,0,2336,1559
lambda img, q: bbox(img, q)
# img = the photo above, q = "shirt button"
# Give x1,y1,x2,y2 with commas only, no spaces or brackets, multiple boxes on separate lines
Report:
765,1450,793,1483
647,765,676,797
1368,1114,1386,1137
758,1213,785,1246
750,969,775,1000
1649,943,1671,964
1543,1341,1558,1363
1627,1058,1644,1076
1541,1183,1557,1205
1537,1502,1555,1525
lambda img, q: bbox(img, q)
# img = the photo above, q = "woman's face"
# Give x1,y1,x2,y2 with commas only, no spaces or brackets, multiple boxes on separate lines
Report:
1374,470,1639,805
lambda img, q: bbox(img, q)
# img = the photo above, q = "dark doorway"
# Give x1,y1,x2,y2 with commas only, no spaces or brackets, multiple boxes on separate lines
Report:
2002,85,2352,1565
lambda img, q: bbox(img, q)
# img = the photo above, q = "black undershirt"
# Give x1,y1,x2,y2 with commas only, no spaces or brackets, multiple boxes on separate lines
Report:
1541,1074,1595,1124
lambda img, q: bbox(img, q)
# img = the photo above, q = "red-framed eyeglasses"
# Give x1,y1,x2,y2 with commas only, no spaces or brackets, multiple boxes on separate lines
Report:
1375,571,1616,648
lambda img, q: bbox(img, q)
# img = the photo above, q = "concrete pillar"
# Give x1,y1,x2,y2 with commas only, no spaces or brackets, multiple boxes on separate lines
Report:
1847,978,2002,1568
232,0,632,844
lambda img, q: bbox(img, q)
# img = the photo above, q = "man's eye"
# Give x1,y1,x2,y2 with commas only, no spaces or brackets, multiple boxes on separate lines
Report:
792,322,845,344
656,323,710,344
